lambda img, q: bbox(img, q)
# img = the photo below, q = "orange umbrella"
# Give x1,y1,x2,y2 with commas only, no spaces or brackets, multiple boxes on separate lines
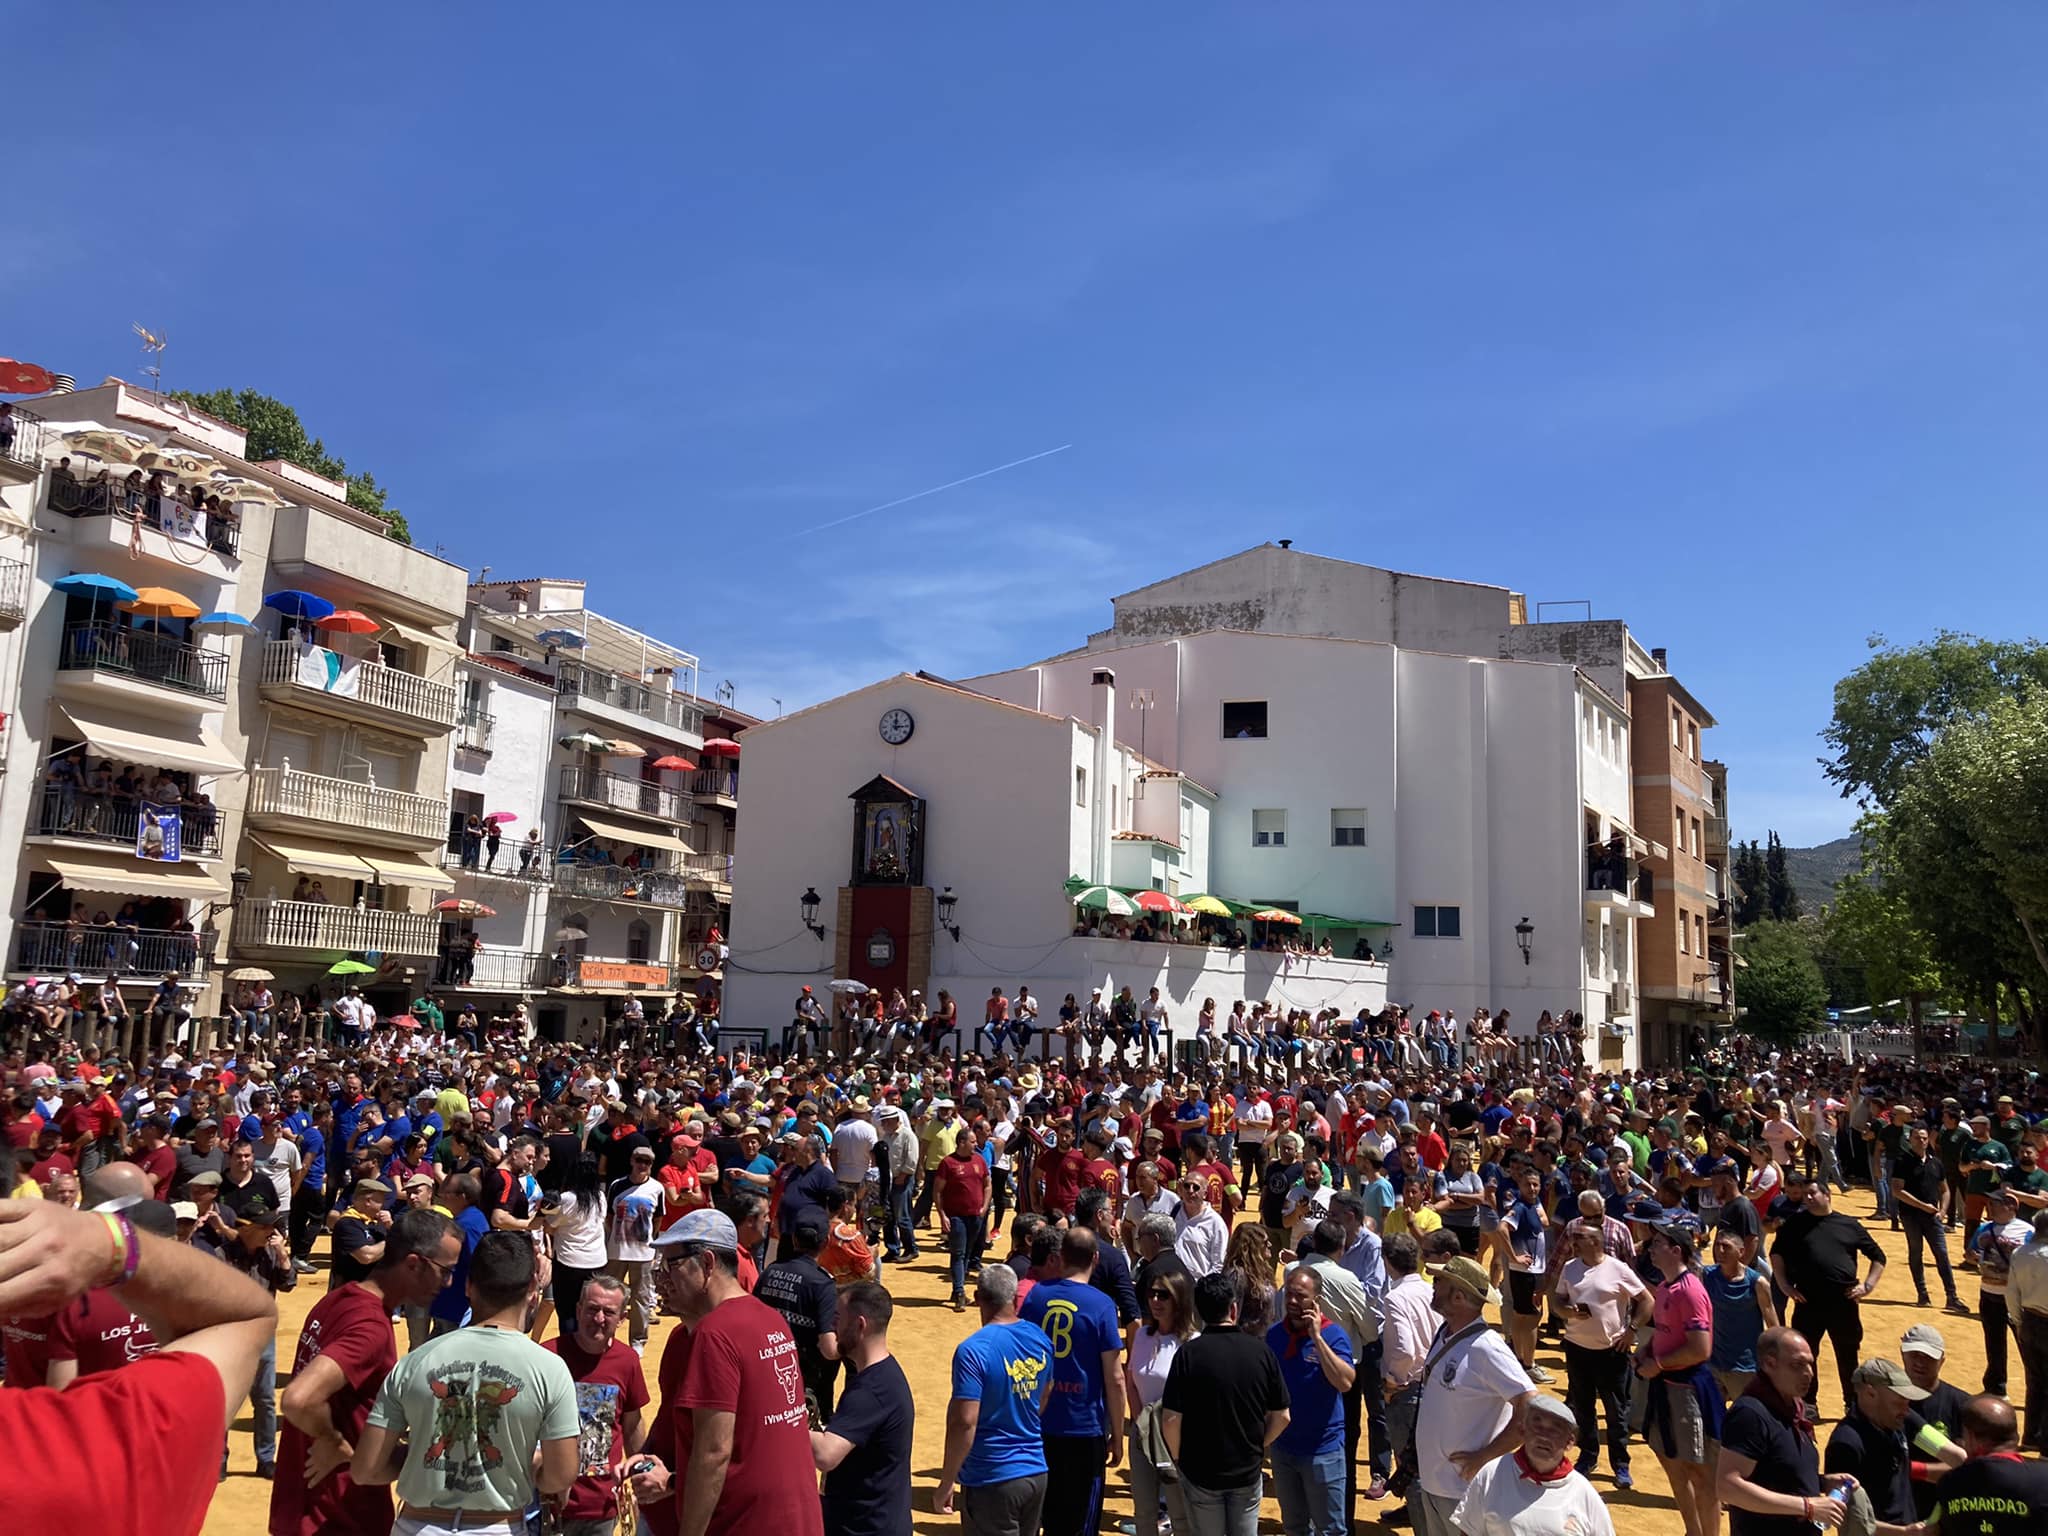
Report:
650,754,696,771
119,586,201,620
1249,908,1302,925
316,609,379,635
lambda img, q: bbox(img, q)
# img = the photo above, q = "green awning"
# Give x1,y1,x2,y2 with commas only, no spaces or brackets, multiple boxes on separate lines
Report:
1298,911,1395,928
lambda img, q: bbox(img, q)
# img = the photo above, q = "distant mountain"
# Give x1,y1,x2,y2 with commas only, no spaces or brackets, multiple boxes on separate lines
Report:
1781,835,1864,910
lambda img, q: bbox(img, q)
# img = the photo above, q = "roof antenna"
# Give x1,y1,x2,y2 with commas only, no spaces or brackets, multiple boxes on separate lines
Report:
133,323,167,394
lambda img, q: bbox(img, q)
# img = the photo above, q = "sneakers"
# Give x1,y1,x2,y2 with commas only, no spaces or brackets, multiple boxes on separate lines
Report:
1614,1468,1633,1491
951,1294,966,1312
1528,1364,1556,1385
1947,1299,1974,1316
1365,1478,1388,1502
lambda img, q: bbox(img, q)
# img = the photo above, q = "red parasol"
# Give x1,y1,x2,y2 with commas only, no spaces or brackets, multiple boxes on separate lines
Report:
649,754,695,771
700,738,741,757
435,898,496,917
316,609,380,635
1248,908,1303,925
0,359,54,395
1132,890,1190,915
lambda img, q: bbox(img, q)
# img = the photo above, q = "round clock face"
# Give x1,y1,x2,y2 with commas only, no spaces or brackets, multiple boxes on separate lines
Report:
879,707,914,745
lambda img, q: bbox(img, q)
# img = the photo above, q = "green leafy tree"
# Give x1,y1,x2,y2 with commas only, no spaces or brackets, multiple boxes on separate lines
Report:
1819,820,1948,1014
1737,919,1830,1042
1732,840,1768,928
1764,832,1801,921
170,387,411,544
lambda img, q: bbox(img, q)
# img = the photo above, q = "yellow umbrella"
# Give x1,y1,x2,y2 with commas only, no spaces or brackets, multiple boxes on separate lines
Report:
1184,894,1233,916
120,586,202,620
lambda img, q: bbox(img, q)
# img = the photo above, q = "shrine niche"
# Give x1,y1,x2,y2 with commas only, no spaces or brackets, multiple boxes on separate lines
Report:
848,774,926,886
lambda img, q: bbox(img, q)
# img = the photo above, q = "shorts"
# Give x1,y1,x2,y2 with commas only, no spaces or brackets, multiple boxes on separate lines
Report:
1508,1272,1541,1316
1646,1375,1720,1465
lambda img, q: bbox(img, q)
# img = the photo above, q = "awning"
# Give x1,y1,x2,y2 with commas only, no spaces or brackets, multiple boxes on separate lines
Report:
30,851,228,901
248,835,376,882
56,704,243,777
358,851,457,892
573,811,692,855
382,618,462,655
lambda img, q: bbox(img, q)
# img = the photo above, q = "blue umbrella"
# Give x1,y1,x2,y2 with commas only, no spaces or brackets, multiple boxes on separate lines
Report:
53,572,139,602
263,590,335,621
535,628,585,648
194,611,259,630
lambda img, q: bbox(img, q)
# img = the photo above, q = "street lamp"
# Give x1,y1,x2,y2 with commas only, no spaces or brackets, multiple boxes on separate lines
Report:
1380,938,1394,962
230,865,253,911
1514,916,1534,966
936,886,960,942
800,886,824,939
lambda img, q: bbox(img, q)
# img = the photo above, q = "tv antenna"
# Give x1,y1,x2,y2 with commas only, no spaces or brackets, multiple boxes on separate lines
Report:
716,679,735,708
133,323,167,393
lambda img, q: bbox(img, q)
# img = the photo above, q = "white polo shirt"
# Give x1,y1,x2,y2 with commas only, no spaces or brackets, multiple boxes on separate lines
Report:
1415,1323,1536,1500
1451,1452,1613,1536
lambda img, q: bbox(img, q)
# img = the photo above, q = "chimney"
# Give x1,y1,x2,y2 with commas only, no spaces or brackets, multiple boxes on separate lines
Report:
1091,668,1115,884
1651,647,1668,671
1277,538,1292,549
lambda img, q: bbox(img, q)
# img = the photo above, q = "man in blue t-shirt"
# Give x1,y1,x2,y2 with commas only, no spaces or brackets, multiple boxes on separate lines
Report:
1019,1227,1125,1536
1267,1265,1356,1536
937,1264,1055,1532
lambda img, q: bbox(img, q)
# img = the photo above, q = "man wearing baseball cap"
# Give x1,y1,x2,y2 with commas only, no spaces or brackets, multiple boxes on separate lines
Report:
1409,1256,1536,1536
1823,1358,1928,1530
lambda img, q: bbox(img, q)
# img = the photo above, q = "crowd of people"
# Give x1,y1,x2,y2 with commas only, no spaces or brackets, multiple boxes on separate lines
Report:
3,1000,2048,1536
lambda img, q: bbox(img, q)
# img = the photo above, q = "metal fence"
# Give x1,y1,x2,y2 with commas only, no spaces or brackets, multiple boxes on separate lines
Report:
59,621,228,700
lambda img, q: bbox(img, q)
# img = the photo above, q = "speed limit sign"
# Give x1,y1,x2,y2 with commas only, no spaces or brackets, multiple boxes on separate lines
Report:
694,946,721,972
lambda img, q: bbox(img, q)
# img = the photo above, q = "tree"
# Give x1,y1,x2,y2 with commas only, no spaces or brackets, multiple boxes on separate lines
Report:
1764,832,1800,921
170,387,411,544
1820,820,1949,1015
1732,840,1768,928
1737,919,1830,1042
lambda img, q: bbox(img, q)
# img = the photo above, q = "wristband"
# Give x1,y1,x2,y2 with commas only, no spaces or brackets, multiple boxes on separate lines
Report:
1802,1498,1813,1522
97,1209,140,1287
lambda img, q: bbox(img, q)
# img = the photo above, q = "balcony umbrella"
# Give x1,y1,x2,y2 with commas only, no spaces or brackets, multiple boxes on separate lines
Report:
558,730,610,751
209,473,287,507
435,898,496,917
700,738,741,757
194,611,259,630
264,590,335,622
649,755,695,771
61,429,152,465
603,739,645,757
1183,894,1234,917
1072,885,1138,916
535,628,585,648
53,572,139,603
327,959,378,976
1132,890,1191,915
316,609,380,635
483,811,518,825
120,586,201,621
1248,908,1302,925
0,359,54,395
554,921,588,942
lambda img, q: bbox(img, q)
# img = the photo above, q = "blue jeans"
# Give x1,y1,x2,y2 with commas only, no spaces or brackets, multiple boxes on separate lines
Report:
1181,1475,1263,1536
1873,1155,1895,1220
947,1213,986,1299
888,1179,917,1257
1270,1445,1347,1536
226,1337,277,1473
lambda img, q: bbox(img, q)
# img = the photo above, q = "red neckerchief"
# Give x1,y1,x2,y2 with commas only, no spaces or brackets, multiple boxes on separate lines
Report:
1741,1376,1815,1443
1513,1449,1576,1483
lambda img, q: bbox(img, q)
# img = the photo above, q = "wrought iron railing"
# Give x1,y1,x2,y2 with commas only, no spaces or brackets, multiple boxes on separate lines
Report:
14,919,210,978
554,661,704,736
559,764,688,821
35,783,224,857
59,621,228,700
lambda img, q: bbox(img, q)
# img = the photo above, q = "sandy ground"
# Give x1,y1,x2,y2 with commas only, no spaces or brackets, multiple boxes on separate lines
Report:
203,1185,1988,1536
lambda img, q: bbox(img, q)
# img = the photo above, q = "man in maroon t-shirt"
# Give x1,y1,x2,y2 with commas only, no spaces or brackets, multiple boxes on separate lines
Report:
543,1273,650,1535
44,1287,158,1386
1038,1118,1084,1220
270,1207,459,1536
131,1118,178,1199
26,1124,74,1190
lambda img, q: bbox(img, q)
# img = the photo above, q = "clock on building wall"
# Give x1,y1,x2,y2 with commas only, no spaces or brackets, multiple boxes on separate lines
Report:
879,707,915,745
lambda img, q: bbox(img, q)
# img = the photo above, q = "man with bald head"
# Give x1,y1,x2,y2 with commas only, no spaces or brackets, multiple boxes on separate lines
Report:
1923,1394,2048,1536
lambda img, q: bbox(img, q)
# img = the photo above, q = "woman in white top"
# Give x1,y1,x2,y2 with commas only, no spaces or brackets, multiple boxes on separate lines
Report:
1237,1088,1274,1190
540,1151,609,1325
1124,1267,1197,1536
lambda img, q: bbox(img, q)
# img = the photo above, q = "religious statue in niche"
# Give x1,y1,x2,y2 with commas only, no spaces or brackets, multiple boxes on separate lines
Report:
864,804,906,881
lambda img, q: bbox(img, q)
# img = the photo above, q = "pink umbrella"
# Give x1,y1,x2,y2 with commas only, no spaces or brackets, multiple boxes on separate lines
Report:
701,738,741,757
483,811,518,825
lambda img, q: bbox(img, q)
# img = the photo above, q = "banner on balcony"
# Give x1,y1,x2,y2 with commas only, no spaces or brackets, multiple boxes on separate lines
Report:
135,801,182,863
295,641,362,698
162,499,207,546
578,959,670,988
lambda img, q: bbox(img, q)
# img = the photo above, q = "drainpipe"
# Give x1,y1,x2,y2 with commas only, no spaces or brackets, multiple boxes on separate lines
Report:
1092,667,1115,885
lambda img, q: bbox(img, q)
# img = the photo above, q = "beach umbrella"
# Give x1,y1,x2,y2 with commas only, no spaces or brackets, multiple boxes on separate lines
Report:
554,921,588,942
1248,908,1303,925
264,590,335,622
209,474,287,506
53,572,139,602
828,979,870,995
61,428,152,465
137,448,214,477
1132,890,1190,915
327,959,378,976
700,738,741,757
1072,886,1137,916
649,754,695,771
0,359,55,395
316,609,379,635
119,586,201,620
194,611,259,630
535,628,585,648
435,898,496,917
559,730,610,751
1183,894,1233,917
603,739,645,757
225,967,274,983
483,811,518,825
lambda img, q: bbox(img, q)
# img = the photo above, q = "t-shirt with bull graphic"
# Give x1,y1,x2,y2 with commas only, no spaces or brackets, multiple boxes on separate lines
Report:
677,1293,826,1536
366,1324,580,1514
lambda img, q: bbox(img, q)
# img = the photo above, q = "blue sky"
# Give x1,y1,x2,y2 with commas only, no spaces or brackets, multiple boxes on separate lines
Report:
11,6,2046,847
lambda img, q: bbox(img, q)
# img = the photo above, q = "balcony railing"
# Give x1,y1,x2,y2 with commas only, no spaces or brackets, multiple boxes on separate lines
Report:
555,661,704,737
691,766,740,801
248,766,446,842
35,783,224,858
233,897,440,957
0,557,26,625
559,764,688,821
683,851,733,885
260,640,459,731
15,919,209,979
457,709,495,753
430,945,547,992
440,844,552,883
553,861,691,907
47,473,242,558
60,621,228,701
1,405,45,471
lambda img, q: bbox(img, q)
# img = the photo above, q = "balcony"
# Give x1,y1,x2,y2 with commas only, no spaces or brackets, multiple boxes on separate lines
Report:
432,945,547,993
14,919,209,979
58,621,228,705
691,766,739,806
33,784,224,858
1585,846,1655,919
246,766,446,848
559,764,688,822
683,850,733,889
456,709,495,755
544,951,672,991
552,861,691,908
259,640,459,735
0,405,45,483
440,845,552,884
555,661,704,744
1704,865,1723,903
47,474,243,577
232,897,440,958
0,557,26,630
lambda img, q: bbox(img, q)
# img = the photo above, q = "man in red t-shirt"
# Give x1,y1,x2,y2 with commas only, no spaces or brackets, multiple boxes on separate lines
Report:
44,1286,158,1386
129,1117,179,1199
59,1082,124,1172
271,1206,461,1536
26,1124,74,1190
1079,1127,1121,1223
1180,1130,1240,1221
1038,1118,1084,1220
658,1122,718,1233
628,1208,825,1536
543,1273,650,1533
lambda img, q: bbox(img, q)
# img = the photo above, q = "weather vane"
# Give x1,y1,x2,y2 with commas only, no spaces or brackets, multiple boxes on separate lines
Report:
133,323,167,392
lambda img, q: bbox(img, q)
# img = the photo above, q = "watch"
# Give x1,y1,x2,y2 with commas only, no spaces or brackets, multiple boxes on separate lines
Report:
879,707,914,745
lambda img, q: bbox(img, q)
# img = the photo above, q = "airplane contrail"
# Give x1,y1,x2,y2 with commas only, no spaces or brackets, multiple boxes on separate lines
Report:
797,443,1073,535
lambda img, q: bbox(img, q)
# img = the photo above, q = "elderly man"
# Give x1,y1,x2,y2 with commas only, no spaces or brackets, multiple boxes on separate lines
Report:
1449,1393,1612,1536
1174,1169,1230,1277
1410,1257,1537,1536
1924,1394,2048,1536
1717,1328,1856,1536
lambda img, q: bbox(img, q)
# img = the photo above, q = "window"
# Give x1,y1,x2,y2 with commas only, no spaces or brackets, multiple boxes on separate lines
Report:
1695,913,1707,955
1413,904,1461,938
1252,809,1286,847
1222,701,1268,739
1675,809,1686,850
1688,723,1700,762
1678,909,1690,954
1075,766,1087,807
1690,816,1702,858
1583,704,1596,748
626,919,652,962
1111,786,1120,830
1331,808,1367,847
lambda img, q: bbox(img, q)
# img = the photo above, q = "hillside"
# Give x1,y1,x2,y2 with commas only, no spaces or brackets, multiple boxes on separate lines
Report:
1781,834,1864,911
